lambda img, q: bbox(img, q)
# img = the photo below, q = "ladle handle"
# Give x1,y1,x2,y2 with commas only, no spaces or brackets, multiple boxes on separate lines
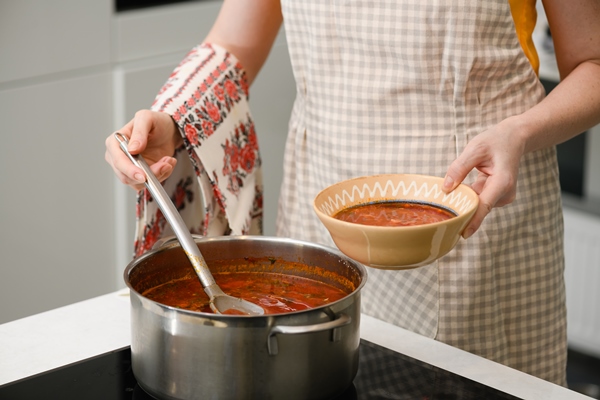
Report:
114,132,217,289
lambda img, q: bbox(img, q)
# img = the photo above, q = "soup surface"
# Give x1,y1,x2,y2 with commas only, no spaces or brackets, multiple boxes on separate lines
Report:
334,201,456,227
142,272,350,315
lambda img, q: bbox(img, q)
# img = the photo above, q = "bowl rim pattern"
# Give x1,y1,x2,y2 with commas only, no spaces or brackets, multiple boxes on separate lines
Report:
315,174,477,218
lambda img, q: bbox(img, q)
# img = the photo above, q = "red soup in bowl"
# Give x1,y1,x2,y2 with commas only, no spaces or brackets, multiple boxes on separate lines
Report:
334,201,456,227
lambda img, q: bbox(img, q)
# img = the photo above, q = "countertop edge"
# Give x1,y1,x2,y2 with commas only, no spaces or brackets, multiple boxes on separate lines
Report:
360,314,590,400
0,290,592,399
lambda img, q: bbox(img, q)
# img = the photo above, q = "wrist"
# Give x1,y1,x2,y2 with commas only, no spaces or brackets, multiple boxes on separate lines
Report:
503,114,534,156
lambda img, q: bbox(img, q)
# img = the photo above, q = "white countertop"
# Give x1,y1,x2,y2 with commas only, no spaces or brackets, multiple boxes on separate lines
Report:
0,289,591,399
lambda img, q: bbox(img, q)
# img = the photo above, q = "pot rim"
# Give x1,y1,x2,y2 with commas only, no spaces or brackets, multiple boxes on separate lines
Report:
124,235,368,319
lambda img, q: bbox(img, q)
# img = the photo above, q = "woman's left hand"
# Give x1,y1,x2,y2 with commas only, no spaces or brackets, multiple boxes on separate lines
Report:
442,117,526,238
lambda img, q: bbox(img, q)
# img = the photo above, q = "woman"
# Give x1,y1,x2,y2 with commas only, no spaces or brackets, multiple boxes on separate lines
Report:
105,0,600,385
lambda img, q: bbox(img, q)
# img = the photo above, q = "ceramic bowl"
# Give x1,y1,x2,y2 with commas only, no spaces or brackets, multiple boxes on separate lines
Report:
313,174,479,269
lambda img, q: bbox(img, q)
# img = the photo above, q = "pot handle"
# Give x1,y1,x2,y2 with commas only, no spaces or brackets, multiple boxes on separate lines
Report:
267,313,351,356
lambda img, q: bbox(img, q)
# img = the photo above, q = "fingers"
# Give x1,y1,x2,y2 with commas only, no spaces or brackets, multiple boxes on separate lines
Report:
120,158,176,191
150,156,178,182
461,171,516,239
442,145,489,238
104,133,146,187
442,130,522,239
462,196,492,239
104,111,179,191
106,135,177,190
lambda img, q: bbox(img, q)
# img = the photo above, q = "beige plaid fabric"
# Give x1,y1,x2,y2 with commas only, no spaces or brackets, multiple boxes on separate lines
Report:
277,0,566,385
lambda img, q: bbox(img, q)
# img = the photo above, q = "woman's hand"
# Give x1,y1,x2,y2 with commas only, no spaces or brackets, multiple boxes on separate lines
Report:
105,110,183,191
442,117,526,238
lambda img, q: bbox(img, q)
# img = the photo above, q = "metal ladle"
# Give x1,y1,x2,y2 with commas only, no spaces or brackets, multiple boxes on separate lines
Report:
114,132,264,316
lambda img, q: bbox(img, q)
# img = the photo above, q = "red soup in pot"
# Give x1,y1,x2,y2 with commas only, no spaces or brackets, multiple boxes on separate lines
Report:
334,201,456,227
142,271,350,315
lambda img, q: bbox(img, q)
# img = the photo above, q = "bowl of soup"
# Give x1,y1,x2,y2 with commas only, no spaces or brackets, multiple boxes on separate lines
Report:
313,173,479,269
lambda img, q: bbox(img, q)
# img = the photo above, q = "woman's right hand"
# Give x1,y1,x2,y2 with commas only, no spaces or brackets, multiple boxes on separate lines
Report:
105,110,183,191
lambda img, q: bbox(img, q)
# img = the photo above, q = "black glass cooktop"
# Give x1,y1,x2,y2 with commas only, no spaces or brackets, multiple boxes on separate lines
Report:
0,340,521,400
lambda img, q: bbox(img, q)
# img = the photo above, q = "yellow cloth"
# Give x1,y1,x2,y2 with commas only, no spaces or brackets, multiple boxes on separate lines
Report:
509,0,539,74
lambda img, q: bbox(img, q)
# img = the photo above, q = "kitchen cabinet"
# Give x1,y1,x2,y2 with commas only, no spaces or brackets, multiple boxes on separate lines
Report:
0,1,114,324
0,0,111,84
0,72,115,323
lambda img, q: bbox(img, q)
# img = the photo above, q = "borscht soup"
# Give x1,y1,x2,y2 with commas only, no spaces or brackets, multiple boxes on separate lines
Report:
334,201,456,227
142,271,351,315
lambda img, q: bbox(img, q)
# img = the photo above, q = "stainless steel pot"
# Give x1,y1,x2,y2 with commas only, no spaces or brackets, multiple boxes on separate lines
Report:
124,235,367,400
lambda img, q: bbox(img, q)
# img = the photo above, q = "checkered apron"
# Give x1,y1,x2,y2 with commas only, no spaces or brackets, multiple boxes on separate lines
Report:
277,0,566,384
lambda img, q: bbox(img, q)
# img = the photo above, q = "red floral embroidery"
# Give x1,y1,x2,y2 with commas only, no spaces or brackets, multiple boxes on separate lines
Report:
214,85,225,102
135,209,164,257
239,76,249,97
224,79,239,101
185,124,199,145
221,118,260,195
173,110,182,122
248,124,258,150
240,145,255,173
172,50,250,150
136,43,262,256
188,151,206,181
201,119,214,137
172,177,194,209
152,45,217,114
133,176,194,257
211,174,227,214
205,101,221,123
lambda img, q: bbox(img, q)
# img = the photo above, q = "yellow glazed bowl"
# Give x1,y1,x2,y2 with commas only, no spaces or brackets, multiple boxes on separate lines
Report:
313,174,479,269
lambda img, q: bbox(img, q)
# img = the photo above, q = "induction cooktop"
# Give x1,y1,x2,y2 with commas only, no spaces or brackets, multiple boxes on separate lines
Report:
0,339,521,399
